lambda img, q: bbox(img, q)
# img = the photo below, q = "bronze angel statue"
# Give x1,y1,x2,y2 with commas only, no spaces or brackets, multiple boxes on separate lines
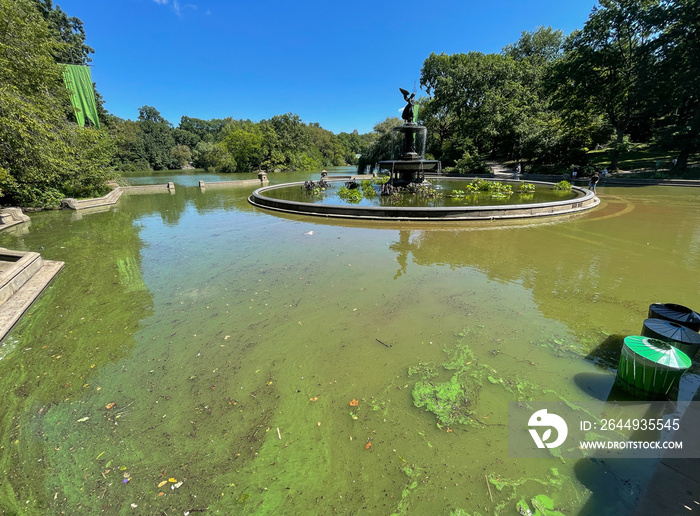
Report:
399,88,416,124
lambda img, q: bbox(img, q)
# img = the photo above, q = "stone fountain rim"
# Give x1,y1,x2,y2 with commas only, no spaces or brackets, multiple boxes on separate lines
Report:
248,178,600,221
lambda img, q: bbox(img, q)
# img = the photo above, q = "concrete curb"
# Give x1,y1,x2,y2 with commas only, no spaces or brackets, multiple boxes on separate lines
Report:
249,179,600,221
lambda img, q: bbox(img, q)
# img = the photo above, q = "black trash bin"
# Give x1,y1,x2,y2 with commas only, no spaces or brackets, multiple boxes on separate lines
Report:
648,303,700,332
641,317,700,359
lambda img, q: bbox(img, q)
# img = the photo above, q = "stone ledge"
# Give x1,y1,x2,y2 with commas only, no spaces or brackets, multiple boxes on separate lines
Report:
0,259,64,341
0,208,31,231
62,187,123,210
0,249,44,306
61,182,176,210
121,182,175,194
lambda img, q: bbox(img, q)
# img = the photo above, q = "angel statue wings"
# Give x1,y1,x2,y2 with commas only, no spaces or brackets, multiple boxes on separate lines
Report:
399,88,416,124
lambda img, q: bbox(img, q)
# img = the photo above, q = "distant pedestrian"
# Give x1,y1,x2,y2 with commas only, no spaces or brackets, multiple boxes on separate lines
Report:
589,172,599,193
514,163,521,179
601,167,608,179
572,166,578,181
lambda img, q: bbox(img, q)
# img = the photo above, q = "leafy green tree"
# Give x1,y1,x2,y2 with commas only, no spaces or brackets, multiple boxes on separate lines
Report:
136,105,177,170
357,117,402,172
179,116,232,143
307,123,346,167
170,144,192,168
259,113,312,171
106,117,148,171
172,128,200,149
337,131,365,164
222,125,265,172
420,51,535,162
552,0,659,169
0,0,114,207
649,0,700,169
192,141,236,173
503,26,565,63
32,0,94,64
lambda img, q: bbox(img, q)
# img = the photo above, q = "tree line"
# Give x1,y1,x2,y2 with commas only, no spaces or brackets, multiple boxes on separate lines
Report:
412,0,699,173
106,107,371,174
1,0,697,208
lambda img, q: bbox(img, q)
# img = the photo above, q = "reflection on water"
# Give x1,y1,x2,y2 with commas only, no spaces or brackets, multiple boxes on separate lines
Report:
0,175,699,515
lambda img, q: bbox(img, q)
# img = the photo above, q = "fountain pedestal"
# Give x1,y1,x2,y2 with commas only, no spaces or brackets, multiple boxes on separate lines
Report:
378,123,441,184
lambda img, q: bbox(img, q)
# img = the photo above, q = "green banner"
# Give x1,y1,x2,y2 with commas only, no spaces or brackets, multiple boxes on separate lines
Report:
62,64,100,128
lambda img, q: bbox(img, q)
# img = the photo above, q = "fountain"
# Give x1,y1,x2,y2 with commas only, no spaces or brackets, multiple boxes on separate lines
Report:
248,89,600,220
377,88,441,184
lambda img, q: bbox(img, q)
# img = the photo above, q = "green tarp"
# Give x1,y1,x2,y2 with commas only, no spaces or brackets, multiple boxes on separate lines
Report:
61,64,100,128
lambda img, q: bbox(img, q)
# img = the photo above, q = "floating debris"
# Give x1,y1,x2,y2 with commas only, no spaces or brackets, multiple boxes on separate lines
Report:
349,399,359,407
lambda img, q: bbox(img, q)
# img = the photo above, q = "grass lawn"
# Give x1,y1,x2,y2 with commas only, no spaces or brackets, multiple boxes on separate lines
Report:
587,143,700,178
502,144,700,178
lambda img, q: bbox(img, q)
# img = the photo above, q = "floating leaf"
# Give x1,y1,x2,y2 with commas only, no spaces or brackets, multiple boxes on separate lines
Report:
158,480,168,488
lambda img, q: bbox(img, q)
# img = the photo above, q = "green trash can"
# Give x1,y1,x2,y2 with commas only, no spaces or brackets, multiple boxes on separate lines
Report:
615,336,691,399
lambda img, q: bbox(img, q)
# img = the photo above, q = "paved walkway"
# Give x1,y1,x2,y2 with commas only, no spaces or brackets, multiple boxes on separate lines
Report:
485,161,700,187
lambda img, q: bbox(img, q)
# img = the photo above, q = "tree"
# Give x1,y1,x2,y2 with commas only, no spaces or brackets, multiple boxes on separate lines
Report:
32,0,94,64
357,117,402,172
222,124,265,172
649,0,700,169
420,51,535,162
170,144,192,168
0,0,114,207
337,131,365,164
306,123,346,167
136,106,177,170
179,116,231,143
106,117,148,171
503,26,565,63
192,141,236,173
552,0,659,169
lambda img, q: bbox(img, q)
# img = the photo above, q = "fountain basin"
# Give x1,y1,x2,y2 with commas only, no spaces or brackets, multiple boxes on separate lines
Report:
248,179,600,221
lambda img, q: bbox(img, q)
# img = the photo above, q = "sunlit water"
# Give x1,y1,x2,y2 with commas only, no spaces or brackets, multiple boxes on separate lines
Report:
1,167,699,515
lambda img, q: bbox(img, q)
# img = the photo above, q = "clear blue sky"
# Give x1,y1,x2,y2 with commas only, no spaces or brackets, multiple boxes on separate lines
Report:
56,0,599,134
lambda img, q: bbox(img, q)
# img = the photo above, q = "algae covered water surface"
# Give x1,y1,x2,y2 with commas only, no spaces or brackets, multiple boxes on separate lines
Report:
0,174,699,515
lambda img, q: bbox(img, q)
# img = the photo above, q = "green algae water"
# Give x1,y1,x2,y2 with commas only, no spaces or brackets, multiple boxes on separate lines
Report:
1,174,699,515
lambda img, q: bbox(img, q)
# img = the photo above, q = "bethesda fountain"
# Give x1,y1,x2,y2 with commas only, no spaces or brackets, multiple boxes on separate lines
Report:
247,88,600,220
377,88,441,184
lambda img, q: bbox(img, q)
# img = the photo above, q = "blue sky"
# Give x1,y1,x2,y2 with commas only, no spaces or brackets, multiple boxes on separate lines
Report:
56,0,599,134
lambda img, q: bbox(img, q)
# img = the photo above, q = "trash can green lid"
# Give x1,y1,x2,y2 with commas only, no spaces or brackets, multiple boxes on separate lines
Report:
624,335,692,369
